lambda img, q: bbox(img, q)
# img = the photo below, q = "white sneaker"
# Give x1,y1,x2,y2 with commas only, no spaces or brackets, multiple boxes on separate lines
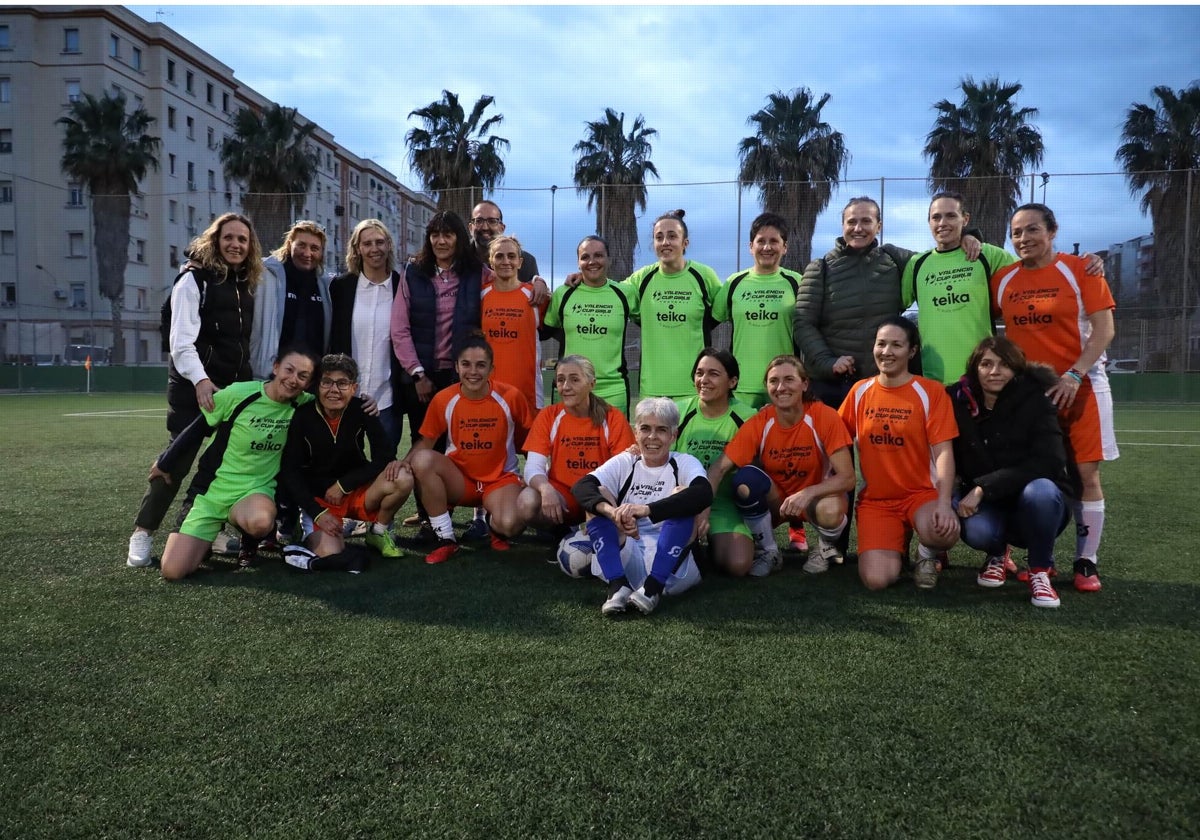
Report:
913,553,939,590
628,586,660,615
126,530,153,568
803,539,842,574
213,528,240,556
749,547,782,578
601,585,633,616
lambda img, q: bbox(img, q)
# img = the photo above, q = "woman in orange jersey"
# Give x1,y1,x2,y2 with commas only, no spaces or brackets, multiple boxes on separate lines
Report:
518,355,635,535
839,317,960,591
991,203,1117,594
405,333,535,564
706,355,854,578
482,235,549,410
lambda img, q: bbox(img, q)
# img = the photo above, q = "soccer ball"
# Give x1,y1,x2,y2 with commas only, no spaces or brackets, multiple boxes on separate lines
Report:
556,530,595,578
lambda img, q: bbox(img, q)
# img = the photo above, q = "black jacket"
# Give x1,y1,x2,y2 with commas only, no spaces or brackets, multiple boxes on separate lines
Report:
328,270,407,386
279,396,393,520
947,368,1080,505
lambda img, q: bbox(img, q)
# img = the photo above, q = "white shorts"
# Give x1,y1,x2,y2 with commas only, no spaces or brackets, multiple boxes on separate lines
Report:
591,531,701,596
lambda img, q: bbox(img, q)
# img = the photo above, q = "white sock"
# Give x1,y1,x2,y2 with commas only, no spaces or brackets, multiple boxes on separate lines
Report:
1074,499,1105,563
917,543,938,561
473,506,486,522
817,516,848,543
370,522,388,535
745,512,778,553
430,512,456,541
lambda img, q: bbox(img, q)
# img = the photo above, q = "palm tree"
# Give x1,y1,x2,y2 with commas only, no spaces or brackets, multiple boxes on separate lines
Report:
58,92,160,364
1117,83,1200,370
406,91,509,220
738,88,848,270
221,103,318,253
924,76,1045,246
573,108,660,279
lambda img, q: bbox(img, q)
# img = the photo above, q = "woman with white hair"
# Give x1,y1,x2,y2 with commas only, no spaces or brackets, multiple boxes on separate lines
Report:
571,397,713,617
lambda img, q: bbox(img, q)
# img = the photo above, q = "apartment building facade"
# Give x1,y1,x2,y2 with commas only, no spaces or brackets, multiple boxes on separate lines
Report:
0,5,434,364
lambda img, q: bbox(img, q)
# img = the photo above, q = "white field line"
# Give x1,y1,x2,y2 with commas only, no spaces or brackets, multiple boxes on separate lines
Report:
63,408,166,418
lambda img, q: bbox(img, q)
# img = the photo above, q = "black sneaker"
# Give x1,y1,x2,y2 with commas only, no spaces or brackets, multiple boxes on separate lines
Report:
237,538,260,568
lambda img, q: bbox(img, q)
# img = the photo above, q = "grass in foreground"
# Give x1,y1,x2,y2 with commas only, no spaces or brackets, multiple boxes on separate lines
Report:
1,394,1198,839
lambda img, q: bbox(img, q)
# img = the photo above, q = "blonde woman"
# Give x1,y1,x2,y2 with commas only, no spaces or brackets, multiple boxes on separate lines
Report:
250,219,331,379
127,212,264,568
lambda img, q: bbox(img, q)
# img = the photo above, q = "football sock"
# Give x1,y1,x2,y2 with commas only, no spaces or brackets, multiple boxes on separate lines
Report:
917,543,938,562
817,516,848,542
745,512,779,554
473,506,486,523
1074,499,1105,563
369,522,388,535
607,577,630,595
648,516,692,586
430,512,455,541
643,576,665,598
587,516,626,583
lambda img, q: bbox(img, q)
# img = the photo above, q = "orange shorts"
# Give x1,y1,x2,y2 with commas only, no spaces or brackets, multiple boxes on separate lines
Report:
457,472,523,507
316,486,376,523
1059,381,1118,463
547,477,585,524
855,489,939,554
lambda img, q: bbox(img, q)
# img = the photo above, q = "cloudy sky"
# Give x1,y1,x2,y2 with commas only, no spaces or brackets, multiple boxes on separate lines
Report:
131,3,1199,281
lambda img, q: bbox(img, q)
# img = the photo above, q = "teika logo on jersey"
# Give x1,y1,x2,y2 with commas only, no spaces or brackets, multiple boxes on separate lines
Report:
485,304,526,344
865,405,911,448
571,302,616,335
924,266,975,312
560,433,604,471
649,288,695,329
740,288,785,322
765,443,814,485
1006,287,1060,331
458,416,499,450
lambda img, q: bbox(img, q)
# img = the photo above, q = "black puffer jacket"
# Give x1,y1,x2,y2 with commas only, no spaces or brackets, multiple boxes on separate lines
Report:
793,238,913,381
947,367,1080,505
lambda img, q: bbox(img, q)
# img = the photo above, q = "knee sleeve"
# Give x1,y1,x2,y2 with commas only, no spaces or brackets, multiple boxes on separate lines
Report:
732,465,771,517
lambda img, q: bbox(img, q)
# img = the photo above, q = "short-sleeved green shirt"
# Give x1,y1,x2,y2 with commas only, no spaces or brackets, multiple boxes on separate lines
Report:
714,268,802,406
627,260,722,401
675,394,755,538
901,243,1015,384
546,279,638,412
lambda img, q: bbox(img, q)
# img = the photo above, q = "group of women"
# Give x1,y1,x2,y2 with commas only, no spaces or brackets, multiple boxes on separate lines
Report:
129,198,1118,617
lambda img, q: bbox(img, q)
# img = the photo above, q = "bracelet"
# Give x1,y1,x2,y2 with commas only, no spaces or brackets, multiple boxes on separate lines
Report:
1064,369,1083,383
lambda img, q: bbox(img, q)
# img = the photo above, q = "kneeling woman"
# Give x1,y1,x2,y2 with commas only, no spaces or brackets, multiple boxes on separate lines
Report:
571,397,714,617
839,317,960,591
278,354,411,569
406,333,535,564
948,337,1079,608
707,354,854,577
518,355,634,534
157,349,316,581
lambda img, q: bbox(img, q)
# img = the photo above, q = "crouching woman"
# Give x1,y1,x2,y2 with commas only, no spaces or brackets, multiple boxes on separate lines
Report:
571,397,713,617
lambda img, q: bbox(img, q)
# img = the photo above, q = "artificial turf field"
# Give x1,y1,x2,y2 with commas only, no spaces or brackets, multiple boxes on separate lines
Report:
1,393,1198,839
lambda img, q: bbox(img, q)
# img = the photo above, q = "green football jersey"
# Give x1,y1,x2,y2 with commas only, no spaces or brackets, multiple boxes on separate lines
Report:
628,260,722,400
714,268,801,405
546,279,638,407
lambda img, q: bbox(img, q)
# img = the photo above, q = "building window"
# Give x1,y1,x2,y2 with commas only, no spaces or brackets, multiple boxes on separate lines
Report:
168,153,176,176
168,200,177,223
136,287,147,310
187,161,195,189
131,47,142,71
167,107,176,130
68,231,85,257
66,80,81,103
222,91,230,113
1,230,13,254
133,94,143,110
70,283,86,308
207,170,216,191
185,70,194,94
0,25,10,50
206,126,215,149
186,115,194,139
167,59,175,84
0,181,11,203
63,28,80,54
1,129,14,153
0,78,10,104
205,82,214,105
68,183,84,207
187,206,196,234
134,239,145,263
2,283,15,307
169,245,179,267
109,35,119,58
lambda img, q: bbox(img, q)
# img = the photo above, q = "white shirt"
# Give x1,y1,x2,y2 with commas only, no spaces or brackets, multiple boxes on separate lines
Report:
588,450,706,541
351,273,395,411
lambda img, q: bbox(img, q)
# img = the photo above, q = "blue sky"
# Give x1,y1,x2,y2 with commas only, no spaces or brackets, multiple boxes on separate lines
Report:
132,4,1200,281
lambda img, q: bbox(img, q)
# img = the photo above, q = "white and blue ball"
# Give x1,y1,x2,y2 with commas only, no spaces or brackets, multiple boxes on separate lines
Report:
556,530,595,578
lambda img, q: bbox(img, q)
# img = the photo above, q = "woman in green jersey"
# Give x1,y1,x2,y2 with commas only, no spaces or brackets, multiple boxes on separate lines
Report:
627,210,723,401
155,348,317,581
676,348,757,576
545,236,639,414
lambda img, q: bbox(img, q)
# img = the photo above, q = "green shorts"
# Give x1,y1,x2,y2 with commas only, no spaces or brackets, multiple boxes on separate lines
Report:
179,484,274,543
707,478,751,539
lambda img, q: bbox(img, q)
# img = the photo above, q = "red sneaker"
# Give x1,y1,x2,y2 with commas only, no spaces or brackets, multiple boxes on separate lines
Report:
1029,569,1061,608
489,530,511,552
425,539,460,565
976,555,1007,588
1073,558,1103,592
788,524,808,552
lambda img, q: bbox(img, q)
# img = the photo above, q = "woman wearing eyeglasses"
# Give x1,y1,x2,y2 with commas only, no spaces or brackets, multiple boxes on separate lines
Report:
278,354,410,566
250,219,332,380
